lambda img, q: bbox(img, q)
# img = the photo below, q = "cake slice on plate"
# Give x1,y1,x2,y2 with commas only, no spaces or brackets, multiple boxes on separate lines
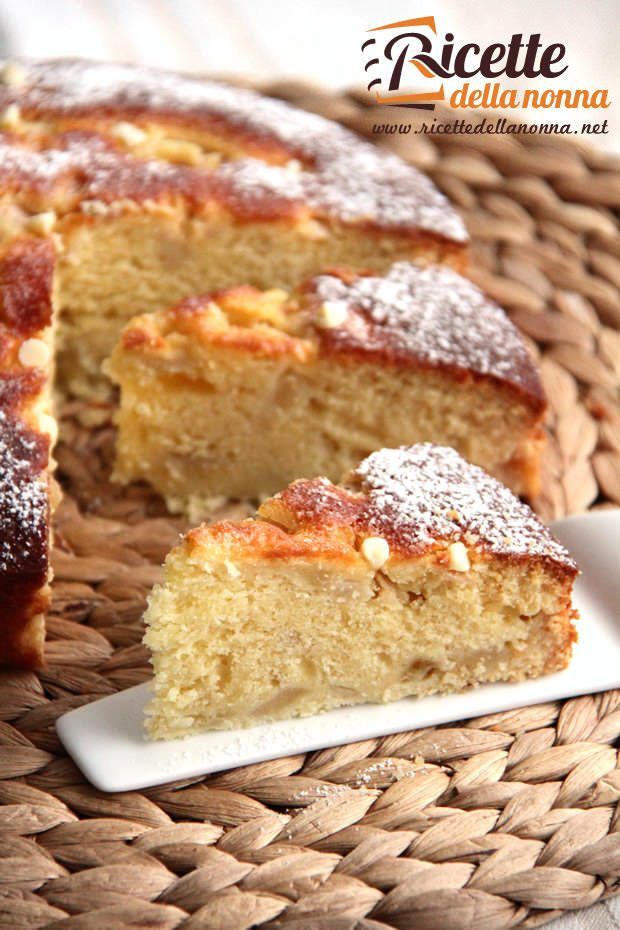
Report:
106,262,546,521
143,444,577,740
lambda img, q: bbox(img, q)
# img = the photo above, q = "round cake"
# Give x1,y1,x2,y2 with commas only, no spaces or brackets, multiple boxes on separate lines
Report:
0,58,469,668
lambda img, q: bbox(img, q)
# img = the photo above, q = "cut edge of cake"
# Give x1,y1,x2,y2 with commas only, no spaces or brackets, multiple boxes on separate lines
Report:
105,261,547,520
143,443,578,740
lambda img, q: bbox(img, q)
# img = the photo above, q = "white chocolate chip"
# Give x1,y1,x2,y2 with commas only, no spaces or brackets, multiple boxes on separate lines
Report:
0,103,20,129
18,338,51,368
447,541,470,572
80,199,109,216
27,211,57,236
299,218,328,241
157,137,204,166
39,413,58,445
1,62,25,87
111,121,147,146
286,158,302,173
361,536,390,569
224,559,240,579
316,300,348,329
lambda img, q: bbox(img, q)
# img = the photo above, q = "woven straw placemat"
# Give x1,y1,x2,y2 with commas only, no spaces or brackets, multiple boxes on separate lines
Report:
1,83,619,930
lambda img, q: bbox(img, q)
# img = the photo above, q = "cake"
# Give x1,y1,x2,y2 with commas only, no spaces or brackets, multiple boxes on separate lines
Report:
106,262,545,519
144,444,577,740
0,59,468,669
0,58,467,400
0,235,57,667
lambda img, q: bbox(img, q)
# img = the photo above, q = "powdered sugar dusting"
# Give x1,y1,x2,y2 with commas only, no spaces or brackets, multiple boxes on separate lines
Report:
356,444,576,568
0,59,467,238
0,133,201,204
0,406,48,573
313,262,542,398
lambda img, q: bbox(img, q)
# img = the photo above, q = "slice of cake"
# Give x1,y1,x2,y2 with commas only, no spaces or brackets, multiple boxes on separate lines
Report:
144,444,577,740
106,262,546,520
0,236,58,666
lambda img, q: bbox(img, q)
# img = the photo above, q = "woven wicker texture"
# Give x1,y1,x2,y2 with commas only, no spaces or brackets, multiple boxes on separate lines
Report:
1,82,619,930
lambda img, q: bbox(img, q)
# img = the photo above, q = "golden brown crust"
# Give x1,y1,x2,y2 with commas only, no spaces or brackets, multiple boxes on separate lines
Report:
184,445,578,584
0,130,307,222
0,379,51,667
0,60,468,244
120,262,545,426
0,236,55,668
122,296,313,363
0,237,55,338
186,518,357,564
304,264,545,414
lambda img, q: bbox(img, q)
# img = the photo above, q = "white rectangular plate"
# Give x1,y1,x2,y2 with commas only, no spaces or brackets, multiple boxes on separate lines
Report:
57,509,620,792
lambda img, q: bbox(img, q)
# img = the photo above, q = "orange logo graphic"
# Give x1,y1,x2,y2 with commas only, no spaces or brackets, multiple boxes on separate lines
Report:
362,17,446,110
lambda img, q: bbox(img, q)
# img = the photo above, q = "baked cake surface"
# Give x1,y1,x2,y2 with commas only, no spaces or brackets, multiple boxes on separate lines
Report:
0,236,56,666
144,444,577,740
0,59,467,238
107,261,545,518
0,58,468,668
0,58,467,397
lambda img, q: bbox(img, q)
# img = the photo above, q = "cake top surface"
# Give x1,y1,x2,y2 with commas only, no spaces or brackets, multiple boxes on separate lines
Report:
0,237,55,340
309,263,544,401
0,58,467,239
0,132,248,215
0,372,49,577
118,262,543,405
272,444,576,572
0,236,52,664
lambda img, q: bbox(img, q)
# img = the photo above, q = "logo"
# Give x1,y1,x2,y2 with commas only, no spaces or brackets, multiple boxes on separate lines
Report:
363,17,445,110
362,18,610,114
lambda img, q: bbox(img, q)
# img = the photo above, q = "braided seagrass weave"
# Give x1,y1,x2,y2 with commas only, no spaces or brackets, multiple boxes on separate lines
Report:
0,81,619,929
